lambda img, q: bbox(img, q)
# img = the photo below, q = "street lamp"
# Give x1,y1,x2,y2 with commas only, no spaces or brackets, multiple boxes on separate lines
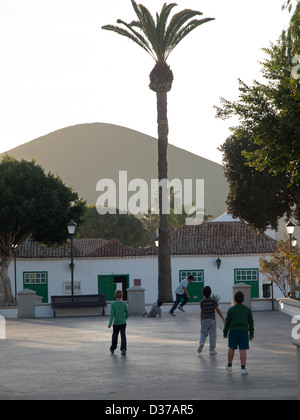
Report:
286,221,295,298
67,219,77,296
292,236,298,299
286,221,295,236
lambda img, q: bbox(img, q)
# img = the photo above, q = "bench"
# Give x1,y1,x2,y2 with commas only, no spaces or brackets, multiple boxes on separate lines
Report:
51,294,106,317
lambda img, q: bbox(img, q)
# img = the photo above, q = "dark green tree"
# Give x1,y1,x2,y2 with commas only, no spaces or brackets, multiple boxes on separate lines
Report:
78,206,149,247
216,4,300,227
0,156,86,304
282,0,297,12
219,134,296,231
102,1,214,301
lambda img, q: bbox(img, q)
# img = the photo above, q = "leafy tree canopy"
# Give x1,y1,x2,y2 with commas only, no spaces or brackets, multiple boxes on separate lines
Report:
260,240,300,298
219,134,296,231
0,156,86,303
215,4,300,228
77,206,149,247
0,156,86,252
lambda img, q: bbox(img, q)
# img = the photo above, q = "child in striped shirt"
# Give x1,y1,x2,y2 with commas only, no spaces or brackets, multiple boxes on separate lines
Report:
198,286,225,355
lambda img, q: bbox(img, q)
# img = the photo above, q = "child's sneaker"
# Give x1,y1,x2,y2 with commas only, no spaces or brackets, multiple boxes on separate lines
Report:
240,368,248,375
226,365,232,373
197,344,204,353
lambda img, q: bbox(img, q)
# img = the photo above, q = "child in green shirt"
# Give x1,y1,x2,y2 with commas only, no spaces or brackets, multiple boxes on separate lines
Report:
108,290,129,355
223,291,254,375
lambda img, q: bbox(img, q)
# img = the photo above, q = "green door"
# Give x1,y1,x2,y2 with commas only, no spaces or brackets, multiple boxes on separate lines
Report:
179,270,204,303
234,269,259,298
98,275,116,301
23,272,48,303
98,275,129,301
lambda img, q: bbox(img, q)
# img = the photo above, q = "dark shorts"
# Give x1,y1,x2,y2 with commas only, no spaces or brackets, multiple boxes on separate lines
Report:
228,330,249,350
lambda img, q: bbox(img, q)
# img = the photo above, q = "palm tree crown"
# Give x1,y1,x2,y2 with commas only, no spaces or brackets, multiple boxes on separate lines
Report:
102,1,214,63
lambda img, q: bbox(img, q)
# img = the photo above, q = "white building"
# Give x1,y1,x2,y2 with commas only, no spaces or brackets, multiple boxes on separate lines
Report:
10,221,280,306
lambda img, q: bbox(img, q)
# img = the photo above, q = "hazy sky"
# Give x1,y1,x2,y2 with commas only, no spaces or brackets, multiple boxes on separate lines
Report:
0,0,292,164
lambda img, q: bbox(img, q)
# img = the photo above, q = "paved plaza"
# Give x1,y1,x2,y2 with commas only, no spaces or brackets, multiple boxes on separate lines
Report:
0,310,298,400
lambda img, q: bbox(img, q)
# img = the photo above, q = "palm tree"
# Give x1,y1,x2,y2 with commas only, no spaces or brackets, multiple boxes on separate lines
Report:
102,1,214,302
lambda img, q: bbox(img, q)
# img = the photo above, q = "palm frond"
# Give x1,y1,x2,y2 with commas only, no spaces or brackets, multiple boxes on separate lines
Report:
156,3,178,59
102,24,155,59
138,4,159,58
165,17,215,59
117,19,155,58
102,2,215,64
129,20,142,28
165,9,203,47
131,0,143,22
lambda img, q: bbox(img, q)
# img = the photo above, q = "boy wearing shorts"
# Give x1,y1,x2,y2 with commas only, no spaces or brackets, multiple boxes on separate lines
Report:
223,291,254,375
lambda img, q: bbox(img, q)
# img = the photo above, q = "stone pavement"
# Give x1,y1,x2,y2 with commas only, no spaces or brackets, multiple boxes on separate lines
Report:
0,310,298,400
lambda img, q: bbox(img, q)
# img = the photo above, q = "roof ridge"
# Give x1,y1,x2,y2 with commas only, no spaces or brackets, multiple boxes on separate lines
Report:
18,222,277,258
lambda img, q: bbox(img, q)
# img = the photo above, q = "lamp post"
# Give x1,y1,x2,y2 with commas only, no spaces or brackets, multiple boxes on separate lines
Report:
12,244,18,302
67,219,77,296
292,236,298,298
286,221,295,298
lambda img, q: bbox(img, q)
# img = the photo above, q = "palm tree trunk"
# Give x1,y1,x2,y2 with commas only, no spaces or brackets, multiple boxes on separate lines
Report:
0,257,15,305
156,91,172,302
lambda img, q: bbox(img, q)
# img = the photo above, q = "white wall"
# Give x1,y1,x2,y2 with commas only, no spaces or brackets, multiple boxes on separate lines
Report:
10,257,158,302
171,255,283,303
9,254,284,304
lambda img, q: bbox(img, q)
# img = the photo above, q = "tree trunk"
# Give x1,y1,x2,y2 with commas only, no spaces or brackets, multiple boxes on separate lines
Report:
156,91,173,302
0,257,15,305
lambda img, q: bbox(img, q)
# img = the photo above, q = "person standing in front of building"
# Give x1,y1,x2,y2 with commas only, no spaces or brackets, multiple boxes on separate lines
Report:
108,289,129,355
169,275,194,316
198,286,225,355
223,291,254,375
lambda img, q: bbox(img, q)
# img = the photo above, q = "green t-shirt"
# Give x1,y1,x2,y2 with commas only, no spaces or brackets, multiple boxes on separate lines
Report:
109,300,129,326
223,304,254,337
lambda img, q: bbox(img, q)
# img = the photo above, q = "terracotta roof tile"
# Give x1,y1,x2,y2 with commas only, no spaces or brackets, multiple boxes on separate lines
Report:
89,238,149,257
170,222,277,255
19,238,108,258
17,222,277,259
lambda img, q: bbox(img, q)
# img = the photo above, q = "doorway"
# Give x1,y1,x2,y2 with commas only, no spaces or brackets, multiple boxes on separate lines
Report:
234,269,259,298
179,270,204,302
98,275,129,301
23,271,48,303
